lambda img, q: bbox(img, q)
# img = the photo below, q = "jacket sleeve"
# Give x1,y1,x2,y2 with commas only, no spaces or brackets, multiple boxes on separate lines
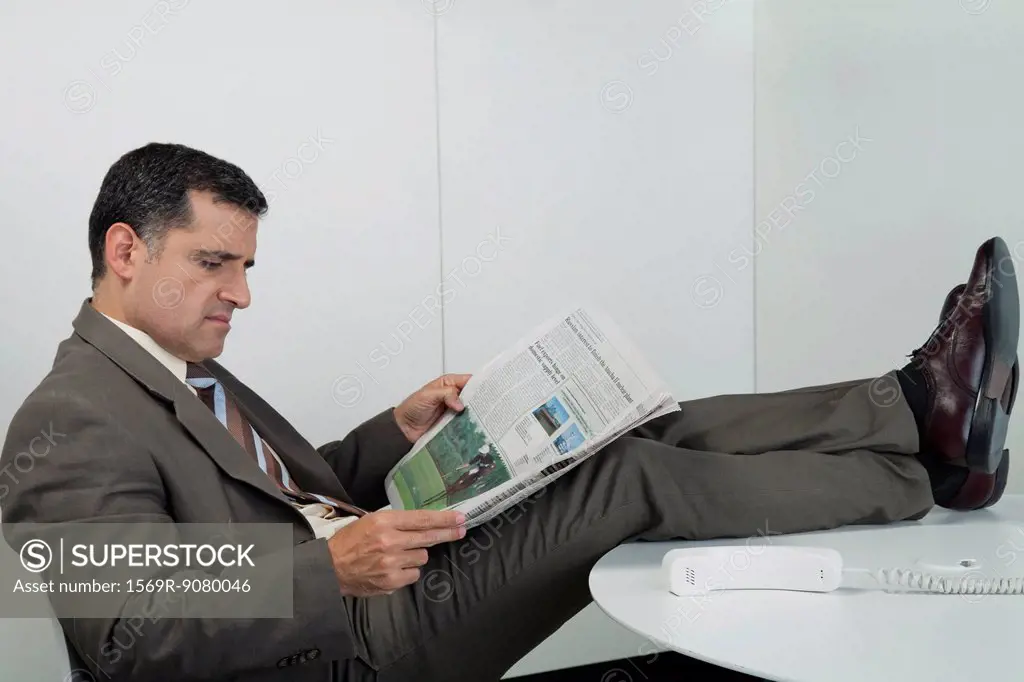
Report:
0,390,357,682
317,408,412,511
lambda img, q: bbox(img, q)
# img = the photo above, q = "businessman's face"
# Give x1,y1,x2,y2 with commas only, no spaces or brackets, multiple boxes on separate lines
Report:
130,190,258,362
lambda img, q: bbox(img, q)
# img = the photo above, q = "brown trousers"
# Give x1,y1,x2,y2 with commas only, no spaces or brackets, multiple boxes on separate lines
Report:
340,373,934,681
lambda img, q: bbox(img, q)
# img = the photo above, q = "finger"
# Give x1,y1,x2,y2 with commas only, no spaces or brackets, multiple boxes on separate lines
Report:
398,526,466,550
390,509,466,531
398,548,431,568
374,567,420,593
421,386,464,411
379,549,430,571
394,567,422,590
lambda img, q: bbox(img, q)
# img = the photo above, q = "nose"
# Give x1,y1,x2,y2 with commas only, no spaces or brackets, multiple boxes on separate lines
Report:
220,269,252,310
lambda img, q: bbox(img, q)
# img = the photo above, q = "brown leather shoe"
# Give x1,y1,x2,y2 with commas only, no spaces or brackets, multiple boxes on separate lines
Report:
908,237,1019,474
931,283,1016,510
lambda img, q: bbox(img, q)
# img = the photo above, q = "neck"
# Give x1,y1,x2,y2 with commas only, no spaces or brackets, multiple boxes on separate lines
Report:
90,281,130,325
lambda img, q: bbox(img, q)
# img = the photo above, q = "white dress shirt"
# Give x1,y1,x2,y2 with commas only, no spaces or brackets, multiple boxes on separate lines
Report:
100,312,357,540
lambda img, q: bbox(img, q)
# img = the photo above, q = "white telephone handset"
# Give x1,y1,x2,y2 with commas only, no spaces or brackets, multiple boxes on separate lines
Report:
663,546,1024,595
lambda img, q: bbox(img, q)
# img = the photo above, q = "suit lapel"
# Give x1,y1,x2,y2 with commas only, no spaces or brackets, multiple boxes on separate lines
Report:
205,359,356,505
70,298,310,511
171,384,293,505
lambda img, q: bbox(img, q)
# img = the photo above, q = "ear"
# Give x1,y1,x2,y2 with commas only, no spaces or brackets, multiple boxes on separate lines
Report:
104,222,144,280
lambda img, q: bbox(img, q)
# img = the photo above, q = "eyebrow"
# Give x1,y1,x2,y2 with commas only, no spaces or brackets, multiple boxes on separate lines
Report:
193,248,255,269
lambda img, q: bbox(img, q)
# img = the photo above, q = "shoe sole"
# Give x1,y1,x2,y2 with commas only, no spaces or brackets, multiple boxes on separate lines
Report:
989,448,1010,506
976,363,1016,508
965,237,1020,473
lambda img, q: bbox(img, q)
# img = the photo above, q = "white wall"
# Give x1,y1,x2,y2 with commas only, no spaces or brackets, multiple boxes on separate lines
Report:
754,0,1024,491
436,0,755,402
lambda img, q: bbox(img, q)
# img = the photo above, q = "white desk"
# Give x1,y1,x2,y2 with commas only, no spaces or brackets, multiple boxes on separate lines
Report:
589,495,1024,682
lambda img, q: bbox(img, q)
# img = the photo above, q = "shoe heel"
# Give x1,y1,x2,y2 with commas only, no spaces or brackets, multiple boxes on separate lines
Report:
966,394,1010,473
981,449,1012,510
983,358,1014,400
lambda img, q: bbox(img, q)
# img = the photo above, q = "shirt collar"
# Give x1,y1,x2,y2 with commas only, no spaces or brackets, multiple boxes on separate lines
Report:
99,312,189,388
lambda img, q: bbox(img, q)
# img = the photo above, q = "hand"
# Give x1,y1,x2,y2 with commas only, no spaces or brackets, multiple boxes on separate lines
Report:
394,373,472,443
326,509,466,597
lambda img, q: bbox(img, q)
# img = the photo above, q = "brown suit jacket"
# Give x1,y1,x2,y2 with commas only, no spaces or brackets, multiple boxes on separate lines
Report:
0,298,413,681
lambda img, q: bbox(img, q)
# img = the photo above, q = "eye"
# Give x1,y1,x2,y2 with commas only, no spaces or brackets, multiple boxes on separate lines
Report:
199,260,221,270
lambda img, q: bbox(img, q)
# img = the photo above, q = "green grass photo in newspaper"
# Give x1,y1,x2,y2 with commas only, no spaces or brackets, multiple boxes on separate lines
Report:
392,408,513,511
392,450,447,511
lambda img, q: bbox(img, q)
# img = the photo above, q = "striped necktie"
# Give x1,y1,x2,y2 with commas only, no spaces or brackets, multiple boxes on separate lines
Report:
185,362,366,518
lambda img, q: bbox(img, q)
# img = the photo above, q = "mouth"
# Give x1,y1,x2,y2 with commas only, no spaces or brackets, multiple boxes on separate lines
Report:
206,315,231,327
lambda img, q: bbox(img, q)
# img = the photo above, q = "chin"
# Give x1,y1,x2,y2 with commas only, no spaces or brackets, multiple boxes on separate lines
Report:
196,340,225,360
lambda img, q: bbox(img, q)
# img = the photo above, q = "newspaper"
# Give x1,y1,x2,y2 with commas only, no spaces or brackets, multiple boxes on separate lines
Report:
383,305,679,528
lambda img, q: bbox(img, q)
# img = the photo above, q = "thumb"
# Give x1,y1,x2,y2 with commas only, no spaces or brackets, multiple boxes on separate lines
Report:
440,386,465,411
420,386,464,412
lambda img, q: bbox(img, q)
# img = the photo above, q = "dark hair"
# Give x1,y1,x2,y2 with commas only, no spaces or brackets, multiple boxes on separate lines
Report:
88,142,268,289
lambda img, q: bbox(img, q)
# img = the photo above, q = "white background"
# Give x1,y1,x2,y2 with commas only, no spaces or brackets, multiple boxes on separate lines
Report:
1,0,1021,678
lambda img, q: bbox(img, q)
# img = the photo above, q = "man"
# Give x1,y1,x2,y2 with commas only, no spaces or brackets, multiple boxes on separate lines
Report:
1,142,1018,682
